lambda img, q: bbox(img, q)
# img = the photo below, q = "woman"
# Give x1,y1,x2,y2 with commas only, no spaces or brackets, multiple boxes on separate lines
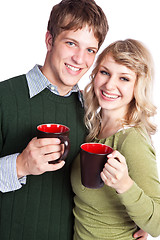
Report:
71,39,160,239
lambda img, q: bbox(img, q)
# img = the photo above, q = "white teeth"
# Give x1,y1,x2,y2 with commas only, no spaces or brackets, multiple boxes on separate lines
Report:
102,91,118,99
66,64,80,72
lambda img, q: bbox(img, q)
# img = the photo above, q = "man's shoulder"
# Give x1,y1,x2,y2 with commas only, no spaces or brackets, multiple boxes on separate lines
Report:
0,74,26,85
0,74,27,92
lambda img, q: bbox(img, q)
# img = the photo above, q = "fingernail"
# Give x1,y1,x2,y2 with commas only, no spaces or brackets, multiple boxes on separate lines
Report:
56,138,61,143
107,154,112,157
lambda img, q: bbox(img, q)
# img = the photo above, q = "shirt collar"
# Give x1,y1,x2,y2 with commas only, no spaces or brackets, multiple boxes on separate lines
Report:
26,64,50,98
26,65,84,106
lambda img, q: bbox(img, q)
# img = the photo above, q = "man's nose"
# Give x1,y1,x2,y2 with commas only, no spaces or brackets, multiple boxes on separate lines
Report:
72,49,85,65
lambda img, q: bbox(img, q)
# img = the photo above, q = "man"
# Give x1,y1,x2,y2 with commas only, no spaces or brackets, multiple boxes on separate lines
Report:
0,0,148,239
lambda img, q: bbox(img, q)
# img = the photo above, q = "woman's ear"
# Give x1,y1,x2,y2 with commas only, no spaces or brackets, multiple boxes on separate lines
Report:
45,31,53,51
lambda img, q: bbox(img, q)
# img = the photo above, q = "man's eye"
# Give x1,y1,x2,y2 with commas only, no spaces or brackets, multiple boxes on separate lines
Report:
66,42,75,46
88,49,95,54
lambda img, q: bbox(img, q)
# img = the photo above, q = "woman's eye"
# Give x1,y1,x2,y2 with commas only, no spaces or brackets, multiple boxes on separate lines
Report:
100,70,110,76
121,77,129,82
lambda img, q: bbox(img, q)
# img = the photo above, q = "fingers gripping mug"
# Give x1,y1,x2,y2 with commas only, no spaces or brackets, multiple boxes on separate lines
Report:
37,123,70,164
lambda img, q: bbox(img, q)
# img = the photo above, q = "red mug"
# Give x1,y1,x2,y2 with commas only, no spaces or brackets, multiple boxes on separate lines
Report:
80,143,113,188
37,123,70,164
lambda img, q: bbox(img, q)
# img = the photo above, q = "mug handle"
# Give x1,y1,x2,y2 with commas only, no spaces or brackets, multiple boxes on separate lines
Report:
49,135,70,164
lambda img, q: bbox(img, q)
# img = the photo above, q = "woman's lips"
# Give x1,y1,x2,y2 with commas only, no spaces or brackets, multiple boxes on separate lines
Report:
101,90,119,99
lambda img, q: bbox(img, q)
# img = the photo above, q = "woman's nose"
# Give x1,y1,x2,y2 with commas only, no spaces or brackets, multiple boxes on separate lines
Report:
105,76,116,90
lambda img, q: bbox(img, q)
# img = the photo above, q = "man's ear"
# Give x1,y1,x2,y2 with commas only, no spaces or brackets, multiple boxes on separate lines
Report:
45,31,53,51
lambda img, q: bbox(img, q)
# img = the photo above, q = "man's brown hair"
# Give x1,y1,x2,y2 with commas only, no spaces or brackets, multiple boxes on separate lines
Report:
47,0,109,49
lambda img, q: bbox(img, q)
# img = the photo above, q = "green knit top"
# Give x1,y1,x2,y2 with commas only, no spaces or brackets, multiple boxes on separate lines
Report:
0,75,86,240
71,127,160,239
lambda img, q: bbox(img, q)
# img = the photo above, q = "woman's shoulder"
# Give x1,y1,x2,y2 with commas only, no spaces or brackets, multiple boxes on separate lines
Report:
114,126,154,151
117,126,148,140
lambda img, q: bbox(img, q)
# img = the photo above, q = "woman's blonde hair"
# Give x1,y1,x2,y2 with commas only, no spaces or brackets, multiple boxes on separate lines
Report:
84,39,157,142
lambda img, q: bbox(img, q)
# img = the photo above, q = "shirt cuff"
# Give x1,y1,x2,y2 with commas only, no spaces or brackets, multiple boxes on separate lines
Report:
0,153,27,193
118,181,143,203
117,181,152,215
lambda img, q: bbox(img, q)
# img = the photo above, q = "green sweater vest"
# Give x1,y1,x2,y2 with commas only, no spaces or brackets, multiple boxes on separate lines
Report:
0,75,86,240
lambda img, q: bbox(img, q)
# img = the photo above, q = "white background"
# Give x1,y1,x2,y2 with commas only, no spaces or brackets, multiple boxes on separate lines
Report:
0,1,159,239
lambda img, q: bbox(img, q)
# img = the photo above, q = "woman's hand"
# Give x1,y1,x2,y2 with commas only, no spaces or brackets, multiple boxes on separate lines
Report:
101,150,133,194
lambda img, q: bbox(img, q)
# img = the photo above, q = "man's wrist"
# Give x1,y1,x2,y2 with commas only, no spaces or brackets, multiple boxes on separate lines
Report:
16,153,27,179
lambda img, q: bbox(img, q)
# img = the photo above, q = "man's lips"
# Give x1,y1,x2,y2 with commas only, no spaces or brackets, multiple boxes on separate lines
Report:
65,63,82,72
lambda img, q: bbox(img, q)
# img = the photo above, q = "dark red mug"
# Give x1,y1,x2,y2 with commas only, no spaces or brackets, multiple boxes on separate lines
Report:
37,124,70,164
80,143,113,188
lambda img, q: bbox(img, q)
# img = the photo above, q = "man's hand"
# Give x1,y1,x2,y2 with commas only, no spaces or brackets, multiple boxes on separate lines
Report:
16,137,65,178
133,228,148,239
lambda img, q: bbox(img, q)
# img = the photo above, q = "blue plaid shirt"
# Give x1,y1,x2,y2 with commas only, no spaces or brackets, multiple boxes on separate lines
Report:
0,65,83,193
27,65,83,102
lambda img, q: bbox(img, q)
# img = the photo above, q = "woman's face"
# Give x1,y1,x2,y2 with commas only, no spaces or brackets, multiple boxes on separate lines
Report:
94,54,137,118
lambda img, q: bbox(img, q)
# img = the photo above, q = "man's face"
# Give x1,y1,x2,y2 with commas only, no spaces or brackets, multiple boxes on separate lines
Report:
43,26,99,95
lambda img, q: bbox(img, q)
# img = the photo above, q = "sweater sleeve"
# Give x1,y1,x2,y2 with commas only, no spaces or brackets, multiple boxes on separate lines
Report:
0,82,27,193
117,129,160,237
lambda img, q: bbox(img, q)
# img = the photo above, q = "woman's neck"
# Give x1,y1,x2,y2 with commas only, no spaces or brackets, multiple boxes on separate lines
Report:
97,112,124,139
